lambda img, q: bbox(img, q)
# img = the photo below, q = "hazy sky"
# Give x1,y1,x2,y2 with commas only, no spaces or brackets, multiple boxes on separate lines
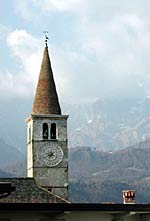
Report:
1,0,150,104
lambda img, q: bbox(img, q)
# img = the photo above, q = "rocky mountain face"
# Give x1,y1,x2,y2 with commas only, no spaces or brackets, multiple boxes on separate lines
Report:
67,98,150,150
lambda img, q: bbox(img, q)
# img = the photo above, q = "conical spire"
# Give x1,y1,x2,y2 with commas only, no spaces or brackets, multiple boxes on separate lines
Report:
32,46,61,115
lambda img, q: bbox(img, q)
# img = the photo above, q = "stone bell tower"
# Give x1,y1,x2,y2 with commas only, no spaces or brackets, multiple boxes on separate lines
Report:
26,41,68,200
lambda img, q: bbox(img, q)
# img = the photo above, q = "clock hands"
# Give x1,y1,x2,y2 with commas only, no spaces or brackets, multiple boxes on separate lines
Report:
47,151,56,160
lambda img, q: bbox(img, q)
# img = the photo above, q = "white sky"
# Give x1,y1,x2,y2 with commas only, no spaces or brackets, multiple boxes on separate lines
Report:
0,0,150,103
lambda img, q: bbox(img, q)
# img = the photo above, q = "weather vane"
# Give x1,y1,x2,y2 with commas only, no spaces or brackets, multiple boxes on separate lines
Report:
43,31,49,47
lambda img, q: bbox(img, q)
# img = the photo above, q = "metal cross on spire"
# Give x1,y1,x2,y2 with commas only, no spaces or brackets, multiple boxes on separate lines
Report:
43,31,49,47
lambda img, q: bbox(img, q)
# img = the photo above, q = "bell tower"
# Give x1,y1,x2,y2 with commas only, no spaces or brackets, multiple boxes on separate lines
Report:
26,41,68,199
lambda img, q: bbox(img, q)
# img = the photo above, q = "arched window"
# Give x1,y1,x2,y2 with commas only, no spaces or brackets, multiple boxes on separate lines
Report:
43,123,48,139
51,123,56,139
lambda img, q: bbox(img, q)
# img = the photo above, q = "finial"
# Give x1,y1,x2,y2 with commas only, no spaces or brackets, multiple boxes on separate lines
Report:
43,31,49,47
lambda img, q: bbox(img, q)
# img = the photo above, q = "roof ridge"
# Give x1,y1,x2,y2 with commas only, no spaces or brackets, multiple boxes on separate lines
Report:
38,186,71,204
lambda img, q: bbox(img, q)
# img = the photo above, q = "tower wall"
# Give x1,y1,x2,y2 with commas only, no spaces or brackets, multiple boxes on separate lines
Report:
26,114,68,199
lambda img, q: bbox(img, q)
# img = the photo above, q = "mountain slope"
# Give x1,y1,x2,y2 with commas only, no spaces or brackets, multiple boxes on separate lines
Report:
69,141,150,182
0,169,13,177
0,138,25,167
68,140,150,203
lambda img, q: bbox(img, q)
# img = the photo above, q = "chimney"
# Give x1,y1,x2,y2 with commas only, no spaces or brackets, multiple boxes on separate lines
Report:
123,190,135,204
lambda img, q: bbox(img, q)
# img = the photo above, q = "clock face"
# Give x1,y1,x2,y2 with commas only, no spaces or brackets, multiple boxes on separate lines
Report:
39,143,63,167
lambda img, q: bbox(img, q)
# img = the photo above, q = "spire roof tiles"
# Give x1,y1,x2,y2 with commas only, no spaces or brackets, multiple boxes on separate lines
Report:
32,46,61,115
